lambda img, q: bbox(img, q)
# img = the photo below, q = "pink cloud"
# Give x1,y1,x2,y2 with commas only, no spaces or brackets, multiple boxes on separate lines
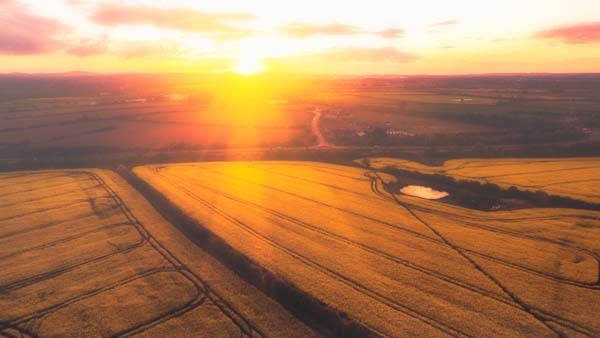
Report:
430,19,459,28
0,0,68,54
536,22,600,44
91,4,255,34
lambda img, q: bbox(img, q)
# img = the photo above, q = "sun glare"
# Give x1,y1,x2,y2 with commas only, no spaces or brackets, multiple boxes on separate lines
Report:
234,56,264,76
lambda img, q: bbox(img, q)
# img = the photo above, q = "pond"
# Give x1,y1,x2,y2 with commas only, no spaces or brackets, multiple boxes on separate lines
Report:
400,185,449,200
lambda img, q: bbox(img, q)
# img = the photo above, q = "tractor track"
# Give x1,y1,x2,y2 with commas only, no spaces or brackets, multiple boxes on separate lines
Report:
165,172,532,307
153,169,471,338
88,172,261,337
0,185,102,209
168,167,600,336
0,171,262,338
0,209,114,241
182,165,600,289
157,163,600,336
367,169,575,338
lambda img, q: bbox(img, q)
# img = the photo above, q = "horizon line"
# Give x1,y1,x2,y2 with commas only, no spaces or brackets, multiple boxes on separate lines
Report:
2,71,600,78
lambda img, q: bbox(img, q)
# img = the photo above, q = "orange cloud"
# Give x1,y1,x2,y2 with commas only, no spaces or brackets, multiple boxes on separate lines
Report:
267,47,416,74
91,4,255,34
117,42,182,59
280,22,403,39
0,0,68,54
281,22,361,37
311,47,416,63
536,22,600,44
379,28,405,39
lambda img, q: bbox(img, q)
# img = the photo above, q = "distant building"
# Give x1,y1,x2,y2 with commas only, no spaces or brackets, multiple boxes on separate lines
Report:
386,129,414,137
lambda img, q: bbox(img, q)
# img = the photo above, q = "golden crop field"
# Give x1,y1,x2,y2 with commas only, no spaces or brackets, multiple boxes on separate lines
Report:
366,158,600,204
0,169,316,337
135,161,600,338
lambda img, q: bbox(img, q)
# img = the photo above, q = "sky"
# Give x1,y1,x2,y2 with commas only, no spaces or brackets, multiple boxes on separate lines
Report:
1,0,600,75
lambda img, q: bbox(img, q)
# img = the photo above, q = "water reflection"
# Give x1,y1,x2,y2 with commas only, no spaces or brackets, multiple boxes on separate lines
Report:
400,185,449,200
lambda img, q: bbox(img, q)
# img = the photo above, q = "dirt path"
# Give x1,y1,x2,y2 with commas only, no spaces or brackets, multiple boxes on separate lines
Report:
311,108,332,148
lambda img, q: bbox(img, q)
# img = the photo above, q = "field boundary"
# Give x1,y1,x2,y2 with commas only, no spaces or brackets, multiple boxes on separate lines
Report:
375,165,600,211
0,170,263,337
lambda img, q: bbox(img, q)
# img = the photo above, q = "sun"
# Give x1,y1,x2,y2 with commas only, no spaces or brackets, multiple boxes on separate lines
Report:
234,55,264,76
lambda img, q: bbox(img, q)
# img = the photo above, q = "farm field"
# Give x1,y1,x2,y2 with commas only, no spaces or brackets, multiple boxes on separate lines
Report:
312,78,600,143
366,158,600,204
0,96,314,149
315,89,502,136
1,74,599,158
135,161,600,337
0,169,317,337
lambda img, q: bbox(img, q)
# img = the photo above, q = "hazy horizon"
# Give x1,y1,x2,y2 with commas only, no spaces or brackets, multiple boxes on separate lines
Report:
3,71,600,77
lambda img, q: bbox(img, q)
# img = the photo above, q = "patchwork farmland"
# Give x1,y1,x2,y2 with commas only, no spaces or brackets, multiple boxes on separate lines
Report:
134,161,600,337
0,169,316,337
0,98,313,149
366,158,600,204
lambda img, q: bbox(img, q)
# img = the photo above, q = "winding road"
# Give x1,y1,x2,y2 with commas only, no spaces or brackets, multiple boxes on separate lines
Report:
311,108,332,148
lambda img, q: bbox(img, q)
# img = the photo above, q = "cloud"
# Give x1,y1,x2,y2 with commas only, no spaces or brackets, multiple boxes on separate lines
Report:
280,22,361,37
64,37,185,59
281,22,404,39
67,37,109,57
536,22,600,44
0,0,111,57
430,19,459,28
117,42,182,59
0,2,232,59
378,28,405,39
267,47,416,74
311,47,416,63
91,3,255,34
0,0,68,54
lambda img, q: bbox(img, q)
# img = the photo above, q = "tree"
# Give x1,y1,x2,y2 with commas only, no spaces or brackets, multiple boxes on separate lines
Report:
370,127,388,145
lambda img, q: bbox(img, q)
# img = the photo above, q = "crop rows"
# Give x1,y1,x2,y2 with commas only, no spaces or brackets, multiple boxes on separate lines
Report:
0,169,313,337
135,161,600,337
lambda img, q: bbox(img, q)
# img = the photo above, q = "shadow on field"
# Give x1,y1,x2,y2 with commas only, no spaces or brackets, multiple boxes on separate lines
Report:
374,165,600,212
